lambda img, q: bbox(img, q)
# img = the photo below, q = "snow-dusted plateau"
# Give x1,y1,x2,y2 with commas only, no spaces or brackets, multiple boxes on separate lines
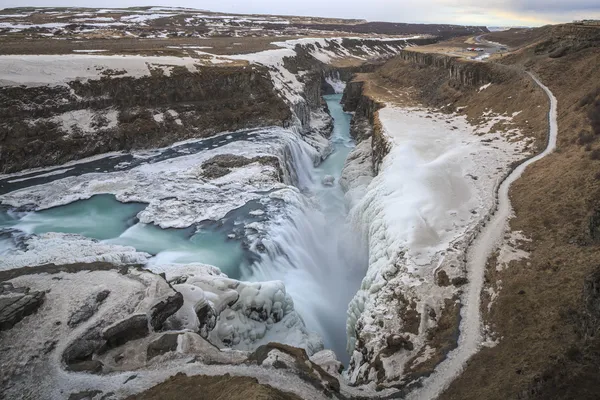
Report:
1,6,579,400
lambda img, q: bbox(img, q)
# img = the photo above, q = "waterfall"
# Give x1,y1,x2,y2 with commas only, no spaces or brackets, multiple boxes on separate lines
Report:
242,94,367,364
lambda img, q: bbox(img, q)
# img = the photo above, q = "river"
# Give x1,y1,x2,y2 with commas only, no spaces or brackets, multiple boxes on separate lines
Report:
0,93,366,364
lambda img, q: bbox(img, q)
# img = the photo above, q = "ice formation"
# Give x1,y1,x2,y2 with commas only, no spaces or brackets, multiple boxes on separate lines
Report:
345,105,529,383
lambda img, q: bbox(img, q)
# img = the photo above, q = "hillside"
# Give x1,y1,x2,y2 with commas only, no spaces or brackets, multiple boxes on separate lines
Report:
436,23,600,400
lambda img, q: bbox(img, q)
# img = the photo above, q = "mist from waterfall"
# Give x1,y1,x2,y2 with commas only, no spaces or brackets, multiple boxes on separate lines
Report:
244,94,367,364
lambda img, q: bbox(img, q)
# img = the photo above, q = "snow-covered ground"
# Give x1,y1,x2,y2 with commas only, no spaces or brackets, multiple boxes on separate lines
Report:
0,54,200,87
406,72,558,400
0,266,329,400
344,105,530,384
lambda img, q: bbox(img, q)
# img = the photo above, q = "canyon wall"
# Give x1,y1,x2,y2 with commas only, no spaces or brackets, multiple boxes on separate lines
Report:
339,49,548,390
0,65,290,173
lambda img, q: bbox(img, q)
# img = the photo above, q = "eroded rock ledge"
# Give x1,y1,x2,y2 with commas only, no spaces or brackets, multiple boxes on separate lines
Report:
0,65,290,173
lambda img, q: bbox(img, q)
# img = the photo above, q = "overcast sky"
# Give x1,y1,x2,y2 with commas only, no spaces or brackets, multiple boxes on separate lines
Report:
1,0,599,26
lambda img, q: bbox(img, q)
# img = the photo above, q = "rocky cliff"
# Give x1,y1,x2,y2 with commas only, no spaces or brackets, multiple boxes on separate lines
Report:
341,80,388,174
0,65,290,173
338,47,548,390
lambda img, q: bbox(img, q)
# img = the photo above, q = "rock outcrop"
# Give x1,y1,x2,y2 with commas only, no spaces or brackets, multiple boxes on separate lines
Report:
0,282,45,331
0,65,290,173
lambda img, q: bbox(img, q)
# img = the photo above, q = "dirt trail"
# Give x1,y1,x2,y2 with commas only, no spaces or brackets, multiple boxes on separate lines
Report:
406,72,558,399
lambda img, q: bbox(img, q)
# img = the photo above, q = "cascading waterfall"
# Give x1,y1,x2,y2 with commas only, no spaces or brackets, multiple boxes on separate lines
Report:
0,91,368,364
243,94,367,363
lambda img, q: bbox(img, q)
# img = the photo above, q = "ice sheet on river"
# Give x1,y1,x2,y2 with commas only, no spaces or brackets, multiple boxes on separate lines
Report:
1,232,150,270
0,127,326,230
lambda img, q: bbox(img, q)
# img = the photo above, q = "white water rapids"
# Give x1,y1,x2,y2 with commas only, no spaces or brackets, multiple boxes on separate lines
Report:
0,93,366,363
245,94,367,363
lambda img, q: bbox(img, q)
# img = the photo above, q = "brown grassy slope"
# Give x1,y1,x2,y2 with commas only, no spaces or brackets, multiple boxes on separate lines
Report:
483,27,552,49
125,373,302,400
365,52,547,148
341,50,547,386
441,25,600,400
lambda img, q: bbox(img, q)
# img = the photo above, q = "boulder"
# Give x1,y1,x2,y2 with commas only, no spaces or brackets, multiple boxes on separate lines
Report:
321,175,335,186
386,334,414,351
146,333,180,360
68,290,110,327
0,288,45,331
103,314,149,348
194,300,216,338
149,292,184,331
310,350,343,376
66,360,104,374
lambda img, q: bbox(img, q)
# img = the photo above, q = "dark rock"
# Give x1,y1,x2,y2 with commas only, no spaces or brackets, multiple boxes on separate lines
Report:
168,275,188,285
66,360,104,374
63,337,104,363
0,290,45,331
201,154,283,181
103,314,149,348
146,333,180,360
96,290,110,303
0,282,27,295
452,277,469,287
386,334,415,352
248,343,340,393
44,340,58,354
124,374,138,384
436,270,451,287
68,290,110,327
149,292,183,331
68,390,103,400
194,301,216,338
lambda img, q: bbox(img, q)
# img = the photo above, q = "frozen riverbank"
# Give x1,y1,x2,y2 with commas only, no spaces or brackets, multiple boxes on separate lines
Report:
344,104,531,385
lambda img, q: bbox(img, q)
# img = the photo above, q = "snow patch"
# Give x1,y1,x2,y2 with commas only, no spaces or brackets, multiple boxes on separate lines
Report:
1,232,150,270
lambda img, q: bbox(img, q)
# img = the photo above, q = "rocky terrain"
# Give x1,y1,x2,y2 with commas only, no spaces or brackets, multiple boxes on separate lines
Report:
440,22,600,400
1,6,598,400
0,6,487,47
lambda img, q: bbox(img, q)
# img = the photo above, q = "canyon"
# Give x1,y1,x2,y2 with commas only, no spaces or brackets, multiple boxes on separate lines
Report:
1,7,599,400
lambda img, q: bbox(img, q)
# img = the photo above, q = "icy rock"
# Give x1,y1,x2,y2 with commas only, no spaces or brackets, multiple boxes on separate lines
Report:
310,350,343,376
345,105,526,384
247,343,340,393
153,263,322,355
321,175,335,186
146,333,180,361
67,360,104,374
0,233,150,270
0,288,45,331
63,329,106,367
102,314,149,348
149,291,183,331
194,298,217,338
179,331,247,365
68,290,110,327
